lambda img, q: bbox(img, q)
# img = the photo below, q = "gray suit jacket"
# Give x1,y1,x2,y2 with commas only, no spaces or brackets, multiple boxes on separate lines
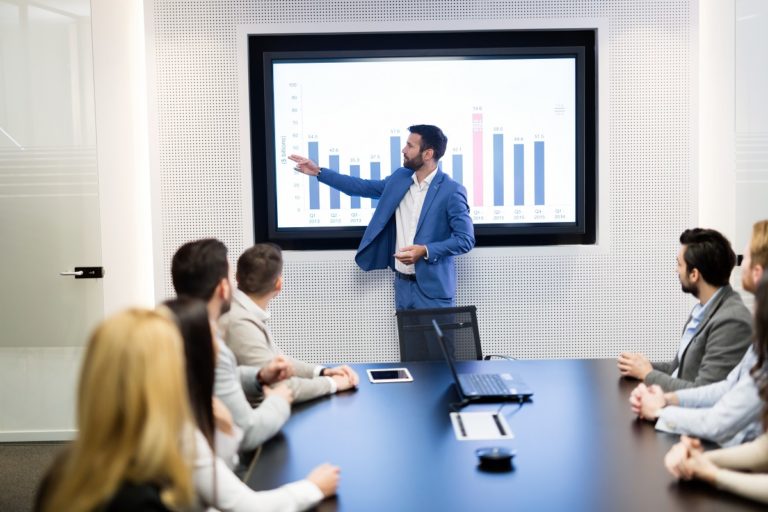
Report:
646,285,752,391
221,290,333,403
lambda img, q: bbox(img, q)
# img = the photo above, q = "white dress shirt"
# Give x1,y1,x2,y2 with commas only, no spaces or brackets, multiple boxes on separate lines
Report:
394,167,437,274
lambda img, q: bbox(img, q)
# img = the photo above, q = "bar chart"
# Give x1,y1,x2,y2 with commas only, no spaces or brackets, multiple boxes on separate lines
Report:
272,56,577,229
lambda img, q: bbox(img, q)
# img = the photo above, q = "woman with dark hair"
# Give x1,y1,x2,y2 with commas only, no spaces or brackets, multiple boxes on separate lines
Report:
165,298,218,446
664,276,768,504
162,297,340,511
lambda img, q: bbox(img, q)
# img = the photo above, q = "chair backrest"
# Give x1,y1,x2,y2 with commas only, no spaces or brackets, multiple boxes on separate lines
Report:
396,305,482,362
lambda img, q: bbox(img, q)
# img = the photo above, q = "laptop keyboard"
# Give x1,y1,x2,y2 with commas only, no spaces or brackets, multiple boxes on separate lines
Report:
465,374,509,395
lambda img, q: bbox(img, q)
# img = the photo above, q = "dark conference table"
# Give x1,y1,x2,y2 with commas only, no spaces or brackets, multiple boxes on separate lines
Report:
247,359,764,512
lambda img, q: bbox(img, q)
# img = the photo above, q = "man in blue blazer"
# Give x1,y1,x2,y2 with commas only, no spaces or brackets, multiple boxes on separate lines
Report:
289,125,475,311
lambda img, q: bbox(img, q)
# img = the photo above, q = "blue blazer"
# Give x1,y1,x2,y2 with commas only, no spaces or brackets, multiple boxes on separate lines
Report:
318,167,475,299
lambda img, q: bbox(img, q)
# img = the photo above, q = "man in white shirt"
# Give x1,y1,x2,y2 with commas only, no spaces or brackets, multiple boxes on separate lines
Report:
289,124,475,312
221,243,359,403
290,125,475,360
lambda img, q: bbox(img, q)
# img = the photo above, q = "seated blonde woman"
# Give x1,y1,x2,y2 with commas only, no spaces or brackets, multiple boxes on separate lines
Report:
35,309,195,512
664,276,768,505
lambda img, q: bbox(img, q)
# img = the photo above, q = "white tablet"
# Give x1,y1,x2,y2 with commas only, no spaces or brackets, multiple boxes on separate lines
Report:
366,368,413,383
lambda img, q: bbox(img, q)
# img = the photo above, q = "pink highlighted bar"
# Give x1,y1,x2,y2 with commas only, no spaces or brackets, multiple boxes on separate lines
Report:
472,113,483,206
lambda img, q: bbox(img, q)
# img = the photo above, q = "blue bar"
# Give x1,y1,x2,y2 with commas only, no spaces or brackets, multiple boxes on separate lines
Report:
534,141,544,205
308,141,319,210
329,154,340,209
493,134,504,207
370,162,380,208
350,165,360,209
452,154,463,184
390,136,400,175
514,144,524,206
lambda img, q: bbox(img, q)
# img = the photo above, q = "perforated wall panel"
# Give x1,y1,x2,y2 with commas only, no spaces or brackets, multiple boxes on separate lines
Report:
149,0,696,363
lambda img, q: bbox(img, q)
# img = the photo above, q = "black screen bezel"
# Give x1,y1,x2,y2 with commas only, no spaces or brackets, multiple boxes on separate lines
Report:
248,29,597,250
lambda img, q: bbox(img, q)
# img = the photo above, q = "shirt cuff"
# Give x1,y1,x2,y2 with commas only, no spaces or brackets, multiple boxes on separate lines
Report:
286,480,325,509
676,390,695,408
239,365,262,396
325,376,337,393
313,366,325,377
423,245,430,260
655,411,677,433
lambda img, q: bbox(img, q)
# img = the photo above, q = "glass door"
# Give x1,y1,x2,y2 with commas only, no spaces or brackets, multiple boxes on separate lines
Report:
0,0,103,440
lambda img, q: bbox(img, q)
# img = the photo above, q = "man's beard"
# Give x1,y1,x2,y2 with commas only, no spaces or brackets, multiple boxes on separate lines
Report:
681,280,699,298
403,153,423,171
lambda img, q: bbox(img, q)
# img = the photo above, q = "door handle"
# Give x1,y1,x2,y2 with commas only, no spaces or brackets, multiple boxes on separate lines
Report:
59,267,104,279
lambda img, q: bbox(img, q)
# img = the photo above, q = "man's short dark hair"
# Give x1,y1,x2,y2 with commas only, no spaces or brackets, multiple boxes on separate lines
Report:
171,238,228,300
408,124,447,161
679,228,736,287
237,243,283,296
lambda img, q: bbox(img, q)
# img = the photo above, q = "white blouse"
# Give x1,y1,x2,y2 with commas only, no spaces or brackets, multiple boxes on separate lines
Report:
192,429,323,512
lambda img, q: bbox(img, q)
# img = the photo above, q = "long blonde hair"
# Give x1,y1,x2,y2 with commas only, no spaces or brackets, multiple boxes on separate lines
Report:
750,220,768,269
40,308,195,512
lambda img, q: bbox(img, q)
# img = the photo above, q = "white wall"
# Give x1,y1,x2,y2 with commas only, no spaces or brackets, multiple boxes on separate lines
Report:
93,0,155,315
697,0,768,310
734,0,768,251
145,0,704,364
697,0,736,238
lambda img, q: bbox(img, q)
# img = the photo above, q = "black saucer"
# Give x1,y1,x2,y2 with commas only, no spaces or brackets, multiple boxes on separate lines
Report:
476,447,516,472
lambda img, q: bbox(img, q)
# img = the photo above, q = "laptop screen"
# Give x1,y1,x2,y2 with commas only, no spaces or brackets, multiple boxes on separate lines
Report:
432,319,466,399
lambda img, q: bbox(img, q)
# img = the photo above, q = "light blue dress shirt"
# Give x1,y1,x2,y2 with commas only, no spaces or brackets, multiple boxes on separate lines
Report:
671,288,723,378
656,347,763,446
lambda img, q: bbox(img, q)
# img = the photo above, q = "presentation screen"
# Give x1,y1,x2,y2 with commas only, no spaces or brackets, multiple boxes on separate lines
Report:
249,31,596,249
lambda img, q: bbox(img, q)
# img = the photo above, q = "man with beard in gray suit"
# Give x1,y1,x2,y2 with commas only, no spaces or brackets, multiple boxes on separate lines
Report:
618,228,752,391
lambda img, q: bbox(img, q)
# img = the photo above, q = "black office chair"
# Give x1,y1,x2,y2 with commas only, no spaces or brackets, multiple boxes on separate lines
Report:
395,305,482,362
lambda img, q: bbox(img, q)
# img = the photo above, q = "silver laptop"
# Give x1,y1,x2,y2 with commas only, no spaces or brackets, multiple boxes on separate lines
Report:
432,319,533,402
